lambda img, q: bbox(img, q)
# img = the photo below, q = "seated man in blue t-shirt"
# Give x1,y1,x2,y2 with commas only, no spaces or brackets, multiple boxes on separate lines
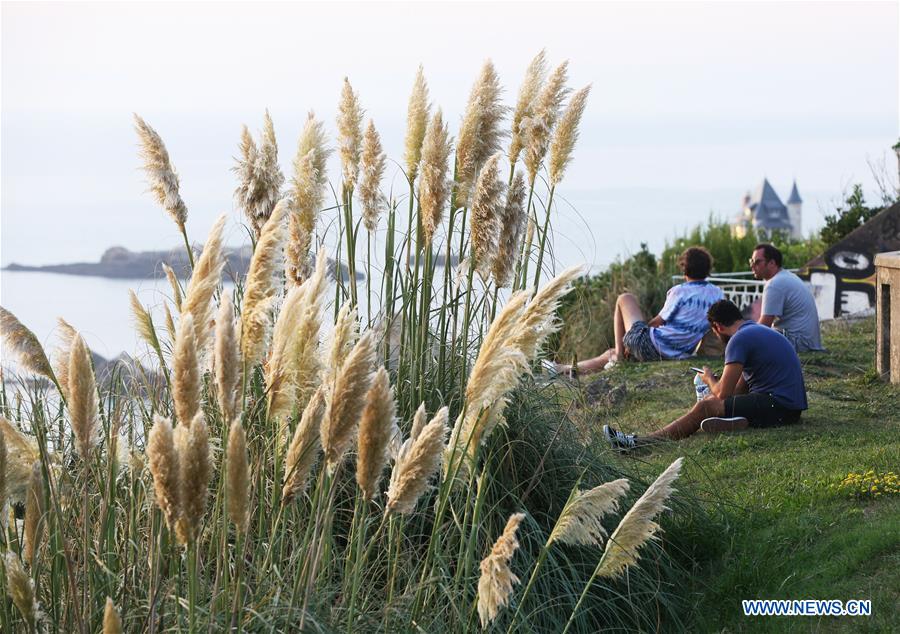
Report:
554,247,724,376
604,299,808,448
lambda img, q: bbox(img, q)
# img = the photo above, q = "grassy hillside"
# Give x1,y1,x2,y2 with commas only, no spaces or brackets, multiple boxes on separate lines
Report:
563,317,899,632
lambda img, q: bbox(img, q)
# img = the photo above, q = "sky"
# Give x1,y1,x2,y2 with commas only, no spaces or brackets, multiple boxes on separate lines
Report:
1,0,898,268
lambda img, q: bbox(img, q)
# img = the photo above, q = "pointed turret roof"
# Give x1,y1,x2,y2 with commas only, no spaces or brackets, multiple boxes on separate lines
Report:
787,180,802,205
749,178,791,230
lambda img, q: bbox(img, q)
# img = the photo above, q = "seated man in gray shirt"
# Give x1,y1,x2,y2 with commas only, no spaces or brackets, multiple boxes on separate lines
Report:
749,243,823,352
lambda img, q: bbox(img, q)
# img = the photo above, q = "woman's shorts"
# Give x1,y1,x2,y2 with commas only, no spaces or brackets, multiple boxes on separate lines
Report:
622,320,662,362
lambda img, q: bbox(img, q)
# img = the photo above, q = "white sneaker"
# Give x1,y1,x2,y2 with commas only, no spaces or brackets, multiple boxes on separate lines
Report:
603,424,636,450
540,359,560,377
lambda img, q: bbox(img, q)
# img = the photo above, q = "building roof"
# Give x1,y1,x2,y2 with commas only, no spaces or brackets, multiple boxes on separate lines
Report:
787,180,802,205
748,178,792,230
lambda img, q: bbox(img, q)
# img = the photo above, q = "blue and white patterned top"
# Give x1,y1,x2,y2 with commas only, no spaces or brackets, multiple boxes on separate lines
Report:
650,281,724,359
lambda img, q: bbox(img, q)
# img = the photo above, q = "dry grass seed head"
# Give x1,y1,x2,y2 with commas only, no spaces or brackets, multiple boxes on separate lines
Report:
23,461,45,565
52,317,78,401
492,170,527,288
418,110,452,245
103,597,123,634
288,112,331,285
477,512,526,627
325,303,359,385
214,294,242,423
129,291,160,354
509,50,548,165
549,85,591,187
133,114,188,228
356,366,396,500
455,60,507,206
241,199,288,367
386,407,448,515
173,313,200,428
548,479,630,546
469,152,506,279
5,552,39,630
182,213,227,359
147,415,181,531
404,66,431,180
321,331,376,470
162,262,183,311
267,248,327,433
226,420,250,532
337,78,365,191
596,457,683,579
283,385,327,504
512,265,584,361
68,333,100,458
0,416,40,504
359,119,387,233
0,306,56,383
175,412,211,546
523,61,570,185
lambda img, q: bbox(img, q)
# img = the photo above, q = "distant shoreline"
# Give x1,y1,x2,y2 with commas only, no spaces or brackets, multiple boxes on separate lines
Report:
2,245,461,281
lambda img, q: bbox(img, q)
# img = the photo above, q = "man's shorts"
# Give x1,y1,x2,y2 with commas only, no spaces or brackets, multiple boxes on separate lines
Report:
622,320,662,362
723,393,802,428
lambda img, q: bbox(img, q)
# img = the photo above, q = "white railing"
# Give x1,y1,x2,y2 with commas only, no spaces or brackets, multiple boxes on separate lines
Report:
671,270,798,312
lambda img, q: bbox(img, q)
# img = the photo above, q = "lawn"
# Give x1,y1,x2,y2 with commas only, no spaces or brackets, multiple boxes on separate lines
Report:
566,317,900,632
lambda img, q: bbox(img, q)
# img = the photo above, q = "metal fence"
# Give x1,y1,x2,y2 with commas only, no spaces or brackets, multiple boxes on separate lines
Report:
671,270,798,312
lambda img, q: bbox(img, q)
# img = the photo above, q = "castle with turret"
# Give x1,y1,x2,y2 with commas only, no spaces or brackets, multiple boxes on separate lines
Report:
732,179,803,240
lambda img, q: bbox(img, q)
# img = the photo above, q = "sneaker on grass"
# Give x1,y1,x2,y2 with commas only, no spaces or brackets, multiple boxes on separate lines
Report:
699,416,749,433
603,424,636,450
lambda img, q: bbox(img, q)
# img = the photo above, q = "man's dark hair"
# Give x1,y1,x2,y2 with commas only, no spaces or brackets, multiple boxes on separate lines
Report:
754,243,783,267
678,246,713,279
707,299,743,327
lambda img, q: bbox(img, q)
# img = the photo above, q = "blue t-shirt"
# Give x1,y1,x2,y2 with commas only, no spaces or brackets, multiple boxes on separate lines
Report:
651,281,725,359
724,321,808,410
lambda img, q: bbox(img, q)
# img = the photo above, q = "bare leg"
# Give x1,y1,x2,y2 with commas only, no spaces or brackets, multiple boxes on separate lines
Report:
648,397,727,440
613,293,645,360
557,293,647,376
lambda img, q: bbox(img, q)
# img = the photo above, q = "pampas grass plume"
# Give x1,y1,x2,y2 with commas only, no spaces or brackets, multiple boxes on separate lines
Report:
418,109,452,245
241,199,287,368
356,366,395,500
513,265,583,361
129,290,161,354
548,479,630,546
404,66,430,181
163,262,183,311
359,119,387,233
175,412,211,546
0,306,56,384
215,294,242,423
595,457,683,579
147,415,180,531
455,60,507,206
23,461,45,565
68,333,100,458
181,213,227,357
5,552,39,630
509,50,547,165
548,85,591,187
173,313,200,428
386,407,448,515
492,170,527,288
103,597,123,634
469,152,505,279
134,114,188,228
226,420,250,533
0,416,40,504
283,386,326,504
523,61,569,185
321,331,376,470
477,512,525,627
288,112,331,285
52,318,78,401
337,78,364,191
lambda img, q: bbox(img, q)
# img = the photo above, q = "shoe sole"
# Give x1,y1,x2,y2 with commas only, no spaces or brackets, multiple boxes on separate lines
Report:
700,416,749,433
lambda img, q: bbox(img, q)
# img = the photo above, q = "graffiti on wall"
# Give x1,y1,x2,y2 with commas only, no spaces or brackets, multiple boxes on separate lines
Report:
799,203,900,319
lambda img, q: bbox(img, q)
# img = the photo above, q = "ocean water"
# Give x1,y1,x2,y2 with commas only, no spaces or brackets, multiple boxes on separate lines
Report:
1,187,831,364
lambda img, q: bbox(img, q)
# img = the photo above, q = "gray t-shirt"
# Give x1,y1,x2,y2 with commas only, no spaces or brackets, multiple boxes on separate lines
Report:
762,270,823,352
